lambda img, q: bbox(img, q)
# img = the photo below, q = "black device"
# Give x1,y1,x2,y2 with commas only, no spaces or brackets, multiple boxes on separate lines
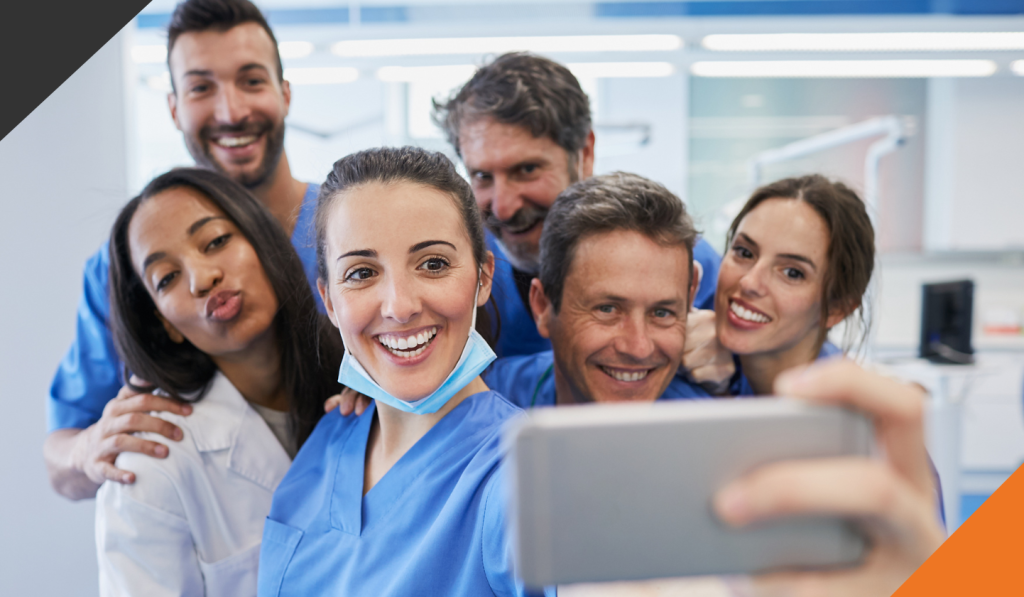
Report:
919,279,974,364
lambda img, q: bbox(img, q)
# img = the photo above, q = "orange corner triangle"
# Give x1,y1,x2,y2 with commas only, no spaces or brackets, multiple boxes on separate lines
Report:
894,463,1024,595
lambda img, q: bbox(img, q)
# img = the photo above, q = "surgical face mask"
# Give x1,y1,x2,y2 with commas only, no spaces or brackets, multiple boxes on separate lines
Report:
337,270,496,415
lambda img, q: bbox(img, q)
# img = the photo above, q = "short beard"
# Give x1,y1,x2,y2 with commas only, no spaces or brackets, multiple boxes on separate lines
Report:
483,204,548,273
186,118,285,190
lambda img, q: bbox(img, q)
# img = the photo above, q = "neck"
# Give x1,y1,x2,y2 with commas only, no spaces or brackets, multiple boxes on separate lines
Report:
552,364,583,406
363,376,488,495
250,152,307,237
211,328,288,411
738,333,822,396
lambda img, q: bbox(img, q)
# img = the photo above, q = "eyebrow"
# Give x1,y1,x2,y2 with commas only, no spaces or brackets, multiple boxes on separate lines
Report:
182,64,269,79
142,252,167,272
737,232,817,271
410,240,456,253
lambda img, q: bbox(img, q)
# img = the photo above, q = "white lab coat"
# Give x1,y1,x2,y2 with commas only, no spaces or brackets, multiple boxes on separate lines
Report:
95,372,291,597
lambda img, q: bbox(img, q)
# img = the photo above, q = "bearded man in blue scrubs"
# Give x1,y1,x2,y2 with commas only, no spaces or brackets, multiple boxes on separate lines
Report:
44,0,322,500
433,53,723,360
484,172,711,407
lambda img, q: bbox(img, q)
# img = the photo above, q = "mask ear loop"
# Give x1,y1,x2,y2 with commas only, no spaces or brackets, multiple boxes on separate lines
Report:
470,267,483,337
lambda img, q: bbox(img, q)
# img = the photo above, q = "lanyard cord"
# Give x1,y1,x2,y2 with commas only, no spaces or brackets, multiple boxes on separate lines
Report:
529,364,555,409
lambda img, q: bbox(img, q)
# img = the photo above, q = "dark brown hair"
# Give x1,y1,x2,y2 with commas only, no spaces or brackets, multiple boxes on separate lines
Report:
108,168,342,448
726,174,875,352
315,146,497,344
167,0,283,91
539,172,699,312
433,52,592,169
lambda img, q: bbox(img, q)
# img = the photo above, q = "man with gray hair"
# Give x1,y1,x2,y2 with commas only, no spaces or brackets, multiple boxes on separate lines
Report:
433,52,722,360
483,172,710,406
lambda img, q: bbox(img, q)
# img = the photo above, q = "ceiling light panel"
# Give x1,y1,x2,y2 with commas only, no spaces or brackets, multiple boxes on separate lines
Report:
1012,60,1024,75
335,35,682,58
284,67,359,85
278,41,314,59
690,60,998,78
702,32,1024,52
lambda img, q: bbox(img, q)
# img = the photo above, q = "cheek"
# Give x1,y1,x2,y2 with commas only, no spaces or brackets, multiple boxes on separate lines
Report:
775,284,823,327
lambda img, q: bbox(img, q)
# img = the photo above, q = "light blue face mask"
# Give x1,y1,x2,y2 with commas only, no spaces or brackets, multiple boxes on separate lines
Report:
337,271,496,415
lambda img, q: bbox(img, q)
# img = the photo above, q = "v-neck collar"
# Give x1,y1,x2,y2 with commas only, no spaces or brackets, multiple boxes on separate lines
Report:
328,392,498,536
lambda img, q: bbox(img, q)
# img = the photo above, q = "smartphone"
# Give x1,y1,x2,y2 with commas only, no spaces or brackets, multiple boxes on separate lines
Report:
505,399,873,588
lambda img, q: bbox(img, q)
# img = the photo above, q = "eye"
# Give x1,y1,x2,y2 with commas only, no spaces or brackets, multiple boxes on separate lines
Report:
244,77,266,87
156,271,178,291
344,267,376,282
652,308,673,319
732,245,753,259
418,256,450,273
783,267,805,280
205,233,231,251
596,304,615,314
472,172,493,185
189,83,210,94
520,164,538,174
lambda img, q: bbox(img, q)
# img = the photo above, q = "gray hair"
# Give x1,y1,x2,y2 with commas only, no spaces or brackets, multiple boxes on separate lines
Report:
432,52,592,164
539,172,699,312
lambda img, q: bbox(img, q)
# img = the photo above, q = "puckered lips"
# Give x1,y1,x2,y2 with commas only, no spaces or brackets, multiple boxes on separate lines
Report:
374,325,441,367
726,298,773,331
206,289,243,322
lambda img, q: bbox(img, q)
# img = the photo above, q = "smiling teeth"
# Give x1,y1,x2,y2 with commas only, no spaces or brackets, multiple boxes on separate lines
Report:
214,135,257,148
602,367,649,382
730,301,770,323
378,328,437,357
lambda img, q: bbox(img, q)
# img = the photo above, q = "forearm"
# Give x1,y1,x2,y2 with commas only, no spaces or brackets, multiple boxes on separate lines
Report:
44,428,100,500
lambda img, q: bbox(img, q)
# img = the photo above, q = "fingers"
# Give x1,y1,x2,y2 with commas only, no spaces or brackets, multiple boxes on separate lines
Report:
107,392,193,418
326,388,363,417
715,458,915,526
773,361,932,495
354,393,372,416
93,460,137,486
99,433,171,460
106,411,184,442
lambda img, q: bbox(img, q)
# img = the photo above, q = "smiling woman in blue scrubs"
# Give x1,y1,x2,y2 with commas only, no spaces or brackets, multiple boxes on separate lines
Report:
711,175,875,397
259,147,547,597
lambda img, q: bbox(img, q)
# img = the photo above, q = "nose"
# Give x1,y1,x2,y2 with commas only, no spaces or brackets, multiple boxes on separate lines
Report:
491,176,525,223
615,312,656,362
212,84,251,125
738,261,769,298
379,271,422,324
189,261,223,297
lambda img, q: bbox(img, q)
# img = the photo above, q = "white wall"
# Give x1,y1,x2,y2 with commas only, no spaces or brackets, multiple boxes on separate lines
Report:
925,77,1024,251
0,29,132,596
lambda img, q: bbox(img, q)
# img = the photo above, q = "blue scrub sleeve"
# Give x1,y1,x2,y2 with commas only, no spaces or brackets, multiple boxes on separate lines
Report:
692,237,721,312
482,468,556,597
48,242,122,431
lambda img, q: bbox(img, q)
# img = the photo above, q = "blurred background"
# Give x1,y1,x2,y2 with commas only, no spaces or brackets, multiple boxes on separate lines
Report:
2,0,1023,593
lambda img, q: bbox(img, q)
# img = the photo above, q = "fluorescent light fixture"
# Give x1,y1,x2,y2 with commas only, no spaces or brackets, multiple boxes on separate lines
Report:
690,60,997,78
568,62,674,78
702,32,1024,52
146,72,172,92
377,65,477,83
278,41,314,59
284,67,359,85
378,62,675,83
133,45,167,64
335,34,682,58
1013,60,1024,75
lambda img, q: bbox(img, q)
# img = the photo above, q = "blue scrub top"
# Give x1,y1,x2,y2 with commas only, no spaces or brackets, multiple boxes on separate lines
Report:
483,350,712,408
47,183,322,432
259,392,551,597
728,342,842,397
485,232,722,359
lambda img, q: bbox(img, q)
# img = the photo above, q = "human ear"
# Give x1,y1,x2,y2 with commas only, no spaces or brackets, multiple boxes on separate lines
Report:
477,251,496,308
579,130,596,179
825,299,856,329
529,278,553,340
318,279,340,329
688,260,703,311
167,90,182,131
281,78,292,116
155,312,185,344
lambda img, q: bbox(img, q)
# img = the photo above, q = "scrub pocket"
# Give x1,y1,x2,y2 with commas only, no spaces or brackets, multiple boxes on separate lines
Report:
257,518,304,597
198,542,261,597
